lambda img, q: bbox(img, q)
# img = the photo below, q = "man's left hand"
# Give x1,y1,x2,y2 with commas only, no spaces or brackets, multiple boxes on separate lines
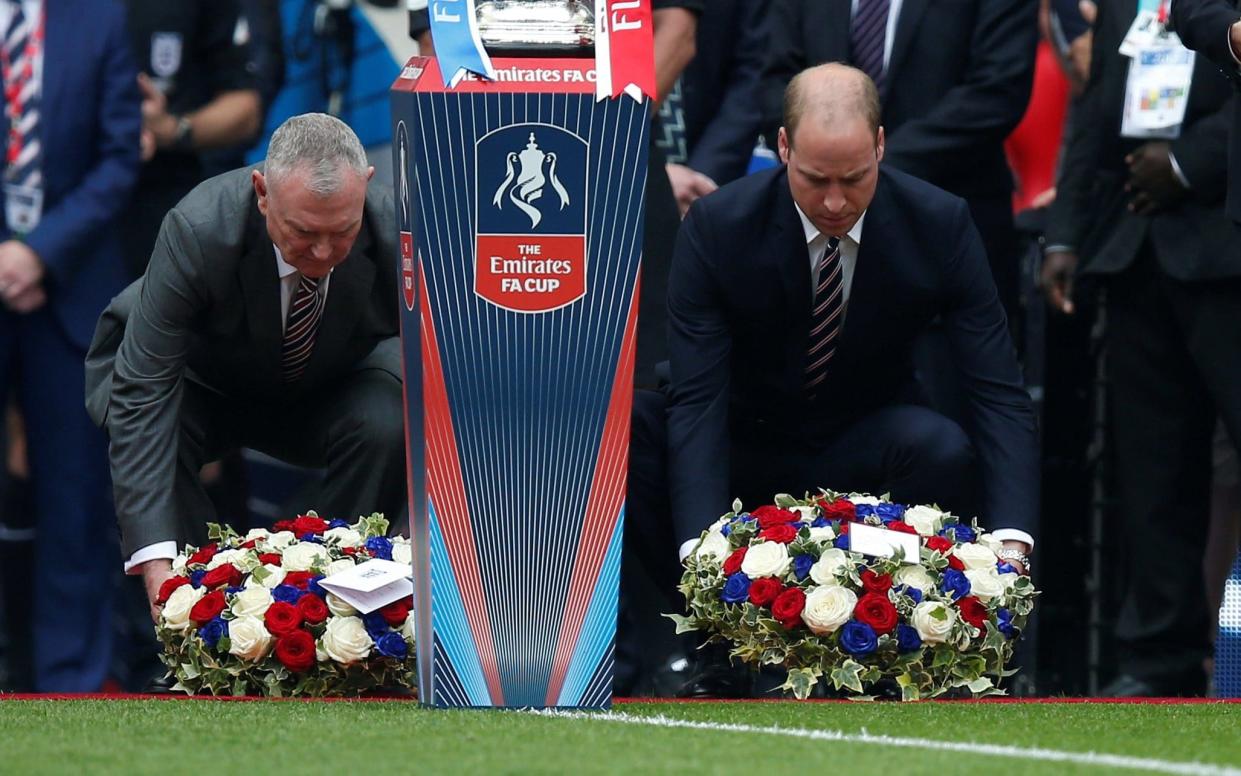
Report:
1125,142,1187,215
666,163,718,218
1000,540,1030,576
0,240,45,311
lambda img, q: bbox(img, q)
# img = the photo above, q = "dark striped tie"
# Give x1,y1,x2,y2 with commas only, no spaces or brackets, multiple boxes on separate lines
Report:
282,274,325,381
850,0,890,93
804,236,843,398
3,1,42,211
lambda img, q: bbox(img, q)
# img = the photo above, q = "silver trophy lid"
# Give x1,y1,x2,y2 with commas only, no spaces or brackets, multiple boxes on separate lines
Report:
476,0,594,53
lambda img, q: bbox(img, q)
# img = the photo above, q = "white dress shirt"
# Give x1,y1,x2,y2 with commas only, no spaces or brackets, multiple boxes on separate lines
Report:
124,248,332,573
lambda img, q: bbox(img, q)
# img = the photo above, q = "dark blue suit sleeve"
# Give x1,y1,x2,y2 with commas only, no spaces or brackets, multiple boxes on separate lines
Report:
26,3,140,281
941,199,1040,535
1171,0,1241,79
666,198,734,544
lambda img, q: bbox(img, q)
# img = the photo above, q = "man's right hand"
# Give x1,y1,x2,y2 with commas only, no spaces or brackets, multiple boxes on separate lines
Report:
1230,20,1241,62
140,558,175,624
1041,250,1078,314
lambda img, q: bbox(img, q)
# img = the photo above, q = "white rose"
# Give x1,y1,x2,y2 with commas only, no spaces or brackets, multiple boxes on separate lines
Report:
320,616,373,664
264,531,296,550
281,542,330,572
999,570,1020,590
228,615,273,661
326,558,356,577
740,541,791,579
800,585,858,635
791,506,817,523
953,543,998,571
323,527,363,547
206,548,244,570
912,601,957,644
392,541,413,567
230,585,273,618
402,611,415,642
809,548,850,585
977,533,1003,553
257,565,287,589
808,526,836,544
893,564,935,593
964,568,1004,602
172,554,187,574
326,592,358,617
161,584,204,631
244,528,270,542
850,495,881,506
693,531,730,562
904,505,946,536
708,515,730,532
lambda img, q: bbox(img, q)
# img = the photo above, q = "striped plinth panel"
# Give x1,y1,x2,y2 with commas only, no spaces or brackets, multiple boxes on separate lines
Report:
1218,556,1240,698
392,75,648,709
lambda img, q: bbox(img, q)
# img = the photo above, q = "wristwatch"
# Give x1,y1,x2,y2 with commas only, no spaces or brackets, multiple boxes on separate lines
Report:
171,115,194,151
996,548,1031,574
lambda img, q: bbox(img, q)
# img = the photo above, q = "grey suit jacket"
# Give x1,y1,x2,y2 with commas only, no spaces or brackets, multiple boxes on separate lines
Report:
85,165,400,556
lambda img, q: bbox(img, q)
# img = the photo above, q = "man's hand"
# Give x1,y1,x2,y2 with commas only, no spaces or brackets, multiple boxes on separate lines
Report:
1230,20,1241,62
1125,141,1187,215
140,558,175,624
1001,540,1030,576
0,240,45,312
666,163,718,217
1040,249,1078,314
138,73,178,149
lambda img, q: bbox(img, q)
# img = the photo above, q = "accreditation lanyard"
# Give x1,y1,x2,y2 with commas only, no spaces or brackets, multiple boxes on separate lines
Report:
0,6,44,168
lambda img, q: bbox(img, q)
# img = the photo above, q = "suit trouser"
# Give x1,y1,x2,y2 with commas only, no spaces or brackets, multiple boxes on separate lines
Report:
1105,246,1241,686
0,306,118,692
163,366,408,551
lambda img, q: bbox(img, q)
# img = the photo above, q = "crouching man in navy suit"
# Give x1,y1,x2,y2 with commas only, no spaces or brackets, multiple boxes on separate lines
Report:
631,64,1040,695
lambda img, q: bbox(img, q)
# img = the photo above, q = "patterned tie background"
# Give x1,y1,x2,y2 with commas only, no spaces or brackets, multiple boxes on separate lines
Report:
282,273,325,381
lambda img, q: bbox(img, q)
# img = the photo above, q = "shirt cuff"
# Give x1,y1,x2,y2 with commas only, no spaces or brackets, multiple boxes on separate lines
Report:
1043,243,1075,256
1229,22,1241,68
124,541,179,574
678,538,699,562
990,529,1035,552
1168,151,1191,189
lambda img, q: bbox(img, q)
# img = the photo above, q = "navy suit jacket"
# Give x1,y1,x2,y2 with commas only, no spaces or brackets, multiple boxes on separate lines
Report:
0,0,141,348
666,166,1039,542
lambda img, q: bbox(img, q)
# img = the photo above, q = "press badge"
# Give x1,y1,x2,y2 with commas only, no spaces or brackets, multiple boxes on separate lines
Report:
1119,10,1160,58
1121,40,1194,139
4,184,42,234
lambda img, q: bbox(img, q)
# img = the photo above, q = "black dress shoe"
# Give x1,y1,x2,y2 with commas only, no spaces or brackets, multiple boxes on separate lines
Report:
675,645,754,699
143,673,178,694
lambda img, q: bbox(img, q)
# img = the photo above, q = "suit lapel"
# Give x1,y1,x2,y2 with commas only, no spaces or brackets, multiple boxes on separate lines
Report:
834,175,895,364
239,202,284,390
773,175,813,326
816,0,855,61
298,221,375,386
886,0,932,89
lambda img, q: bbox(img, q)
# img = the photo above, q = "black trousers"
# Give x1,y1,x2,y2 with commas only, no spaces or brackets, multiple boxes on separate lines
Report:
1105,247,1241,685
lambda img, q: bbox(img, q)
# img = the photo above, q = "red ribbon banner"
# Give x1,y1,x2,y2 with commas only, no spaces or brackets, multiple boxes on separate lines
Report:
595,0,656,102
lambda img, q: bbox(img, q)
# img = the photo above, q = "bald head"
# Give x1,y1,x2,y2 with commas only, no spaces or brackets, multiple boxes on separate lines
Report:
782,63,881,149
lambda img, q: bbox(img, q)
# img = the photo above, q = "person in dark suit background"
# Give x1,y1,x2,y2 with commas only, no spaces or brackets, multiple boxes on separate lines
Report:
0,0,141,691
1171,0,1241,222
85,113,405,621
761,0,1037,326
1042,0,1241,696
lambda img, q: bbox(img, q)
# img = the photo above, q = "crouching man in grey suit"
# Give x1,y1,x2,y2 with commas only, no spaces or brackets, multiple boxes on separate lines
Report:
85,113,405,620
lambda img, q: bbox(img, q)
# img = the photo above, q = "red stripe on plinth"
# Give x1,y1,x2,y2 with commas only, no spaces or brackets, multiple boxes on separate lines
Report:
544,280,641,706
420,274,506,705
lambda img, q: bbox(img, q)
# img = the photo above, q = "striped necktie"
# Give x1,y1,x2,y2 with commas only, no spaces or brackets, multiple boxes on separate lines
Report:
282,274,325,381
804,236,843,398
850,0,890,93
3,1,42,210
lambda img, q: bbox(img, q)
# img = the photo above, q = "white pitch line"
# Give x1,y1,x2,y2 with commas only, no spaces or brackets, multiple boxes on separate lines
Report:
525,709,1241,775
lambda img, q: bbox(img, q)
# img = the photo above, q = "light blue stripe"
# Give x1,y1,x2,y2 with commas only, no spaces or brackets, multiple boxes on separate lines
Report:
426,0,494,87
429,502,492,705
557,508,624,706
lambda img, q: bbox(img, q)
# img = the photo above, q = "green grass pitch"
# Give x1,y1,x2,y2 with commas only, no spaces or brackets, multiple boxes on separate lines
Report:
1,699,1239,774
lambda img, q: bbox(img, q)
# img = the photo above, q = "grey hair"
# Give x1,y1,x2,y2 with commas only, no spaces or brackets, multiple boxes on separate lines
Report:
265,113,369,197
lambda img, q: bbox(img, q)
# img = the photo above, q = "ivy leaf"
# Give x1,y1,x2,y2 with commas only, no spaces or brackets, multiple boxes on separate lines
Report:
774,493,798,508
665,613,700,635
782,667,820,700
966,676,994,694
829,659,866,694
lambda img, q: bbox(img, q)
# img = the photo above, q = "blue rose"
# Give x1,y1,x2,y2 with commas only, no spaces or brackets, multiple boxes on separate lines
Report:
225,586,243,596
189,570,206,589
875,503,906,521
199,617,228,650
899,585,923,605
940,568,971,601
839,620,878,656
896,624,922,653
942,523,976,543
363,611,391,640
997,608,1017,639
997,561,1017,575
366,536,394,561
272,584,302,604
737,513,755,522
855,504,876,520
794,554,814,581
721,522,732,537
833,534,851,551
308,575,328,598
720,572,751,604
811,516,830,529
375,631,407,659
298,533,323,543
328,519,349,529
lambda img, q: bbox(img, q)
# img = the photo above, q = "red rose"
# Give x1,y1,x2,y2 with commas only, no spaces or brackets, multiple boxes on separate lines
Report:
752,505,799,529
958,596,988,630
926,536,954,553
341,546,359,556
948,555,966,571
748,578,783,607
291,515,330,536
771,587,806,629
722,547,747,575
283,571,316,590
854,592,899,635
379,597,412,626
189,590,226,625
297,594,329,625
240,539,258,549
860,569,893,594
887,521,918,535
264,601,304,636
758,523,798,544
186,543,218,567
837,521,851,535
200,564,242,590
156,575,190,605
258,553,282,566
274,630,316,673
818,499,857,523
273,520,295,532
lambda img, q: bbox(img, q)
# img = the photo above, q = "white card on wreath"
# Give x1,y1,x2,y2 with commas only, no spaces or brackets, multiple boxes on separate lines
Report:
848,523,921,564
318,558,413,614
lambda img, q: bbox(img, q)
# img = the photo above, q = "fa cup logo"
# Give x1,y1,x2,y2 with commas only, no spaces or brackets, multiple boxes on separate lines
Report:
492,132,571,229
